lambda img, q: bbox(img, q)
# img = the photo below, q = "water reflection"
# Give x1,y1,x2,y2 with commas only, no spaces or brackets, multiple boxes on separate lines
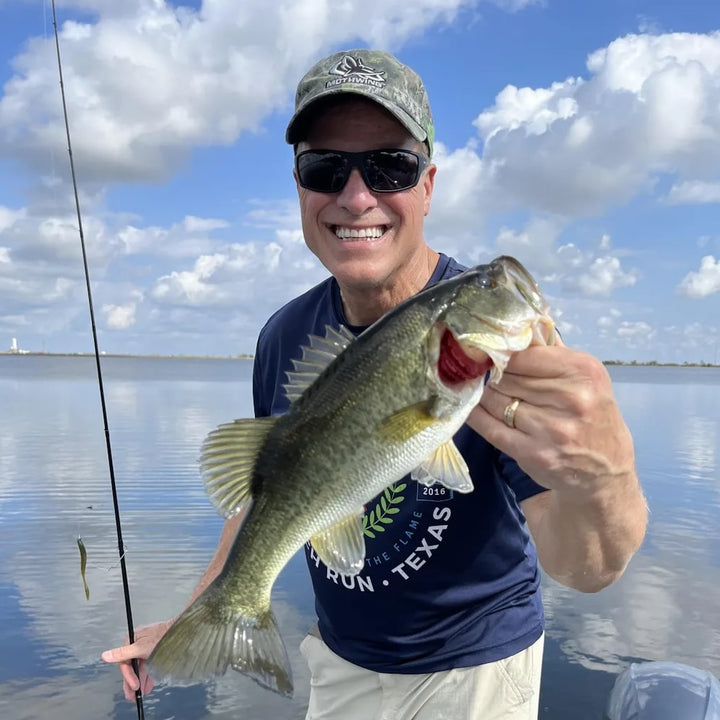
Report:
538,365,720,716
1,358,719,719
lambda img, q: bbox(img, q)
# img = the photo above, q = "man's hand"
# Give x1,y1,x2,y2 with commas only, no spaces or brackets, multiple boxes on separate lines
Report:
101,620,173,702
470,343,636,497
468,343,646,591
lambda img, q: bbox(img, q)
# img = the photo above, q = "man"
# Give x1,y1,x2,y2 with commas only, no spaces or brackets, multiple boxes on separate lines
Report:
103,49,647,719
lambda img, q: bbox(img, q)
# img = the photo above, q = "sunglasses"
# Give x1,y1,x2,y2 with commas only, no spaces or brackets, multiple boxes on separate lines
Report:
295,148,429,194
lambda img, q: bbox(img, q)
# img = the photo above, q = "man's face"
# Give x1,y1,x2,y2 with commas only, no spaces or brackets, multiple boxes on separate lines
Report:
294,98,436,292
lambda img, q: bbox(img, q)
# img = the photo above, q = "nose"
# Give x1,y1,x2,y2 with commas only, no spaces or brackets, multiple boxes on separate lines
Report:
336,167,378,215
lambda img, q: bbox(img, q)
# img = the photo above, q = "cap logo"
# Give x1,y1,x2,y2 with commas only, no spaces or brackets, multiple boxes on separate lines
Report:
326,54,386,89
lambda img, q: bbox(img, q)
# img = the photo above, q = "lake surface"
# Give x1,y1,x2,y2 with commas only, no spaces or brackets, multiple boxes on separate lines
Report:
1,355,718,719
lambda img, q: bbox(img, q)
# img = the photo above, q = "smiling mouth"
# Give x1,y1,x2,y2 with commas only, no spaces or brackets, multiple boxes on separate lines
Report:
333,225,389,241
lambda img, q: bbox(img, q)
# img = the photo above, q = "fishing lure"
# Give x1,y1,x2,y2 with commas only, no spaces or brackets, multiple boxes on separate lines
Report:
77,537,90,601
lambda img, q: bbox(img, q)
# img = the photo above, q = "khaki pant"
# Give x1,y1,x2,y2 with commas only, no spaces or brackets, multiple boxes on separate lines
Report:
300,629,544,720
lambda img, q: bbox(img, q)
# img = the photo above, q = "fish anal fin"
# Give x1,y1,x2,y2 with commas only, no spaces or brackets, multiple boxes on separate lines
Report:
310,512,366,576
200,417,276,518
411,440,474,493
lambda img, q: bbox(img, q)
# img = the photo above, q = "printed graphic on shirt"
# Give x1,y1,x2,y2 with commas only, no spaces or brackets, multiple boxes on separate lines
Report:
307,478,455,594
362,481,406,539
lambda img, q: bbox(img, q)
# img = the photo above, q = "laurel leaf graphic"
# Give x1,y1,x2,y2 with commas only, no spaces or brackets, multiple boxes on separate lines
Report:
363,480,406,538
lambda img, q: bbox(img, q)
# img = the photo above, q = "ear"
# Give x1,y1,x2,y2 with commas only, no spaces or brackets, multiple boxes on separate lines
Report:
423,163,437,216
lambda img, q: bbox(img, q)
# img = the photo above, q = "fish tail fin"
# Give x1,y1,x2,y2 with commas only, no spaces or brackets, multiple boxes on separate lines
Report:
232,610,293,697
149,591,293,697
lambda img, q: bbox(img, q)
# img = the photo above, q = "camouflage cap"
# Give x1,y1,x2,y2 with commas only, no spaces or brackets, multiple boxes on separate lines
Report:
286,49,435,156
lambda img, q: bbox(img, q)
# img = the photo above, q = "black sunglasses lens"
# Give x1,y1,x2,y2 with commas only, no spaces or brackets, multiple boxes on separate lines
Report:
297,150,423,193
364,151,420,192
297,153,349,193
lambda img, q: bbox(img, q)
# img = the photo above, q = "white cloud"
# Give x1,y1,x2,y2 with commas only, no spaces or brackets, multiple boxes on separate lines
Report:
102,301,138,329
117,216,229,258
469,31,720,216
181,215,229,233
616,320,654,339
475,81,580,139
565,255,638,297
0,0,484,185
493,217,566,276
151,230,325,313
666,180,720,205
489,0,543,10
0,205,26,231
424,142,495,257
488,222,637,299
677,255,720,298
597,308,622,329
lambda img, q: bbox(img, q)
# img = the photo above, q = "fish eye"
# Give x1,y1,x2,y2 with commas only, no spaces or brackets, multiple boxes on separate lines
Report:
472,271,494,289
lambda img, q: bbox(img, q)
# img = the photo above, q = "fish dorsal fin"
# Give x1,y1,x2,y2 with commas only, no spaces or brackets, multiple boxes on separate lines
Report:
310,511,366,576
283,325,355,403
200,417,276,518
411,440,474,494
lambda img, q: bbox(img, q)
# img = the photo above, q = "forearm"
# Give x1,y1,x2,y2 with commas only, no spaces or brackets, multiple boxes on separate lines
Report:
526,475,647,592
183,513,244,609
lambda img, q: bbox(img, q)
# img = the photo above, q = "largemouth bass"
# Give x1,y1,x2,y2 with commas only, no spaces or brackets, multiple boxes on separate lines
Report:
149,255,555,696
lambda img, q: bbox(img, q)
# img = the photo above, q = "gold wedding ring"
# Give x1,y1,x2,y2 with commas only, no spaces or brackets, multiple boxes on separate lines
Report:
503,398,521,429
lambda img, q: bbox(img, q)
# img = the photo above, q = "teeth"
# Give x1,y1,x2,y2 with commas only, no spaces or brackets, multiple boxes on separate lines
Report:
334,226,385,239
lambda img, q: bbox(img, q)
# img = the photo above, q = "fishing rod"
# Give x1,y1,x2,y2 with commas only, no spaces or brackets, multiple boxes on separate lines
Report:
49,2,145,718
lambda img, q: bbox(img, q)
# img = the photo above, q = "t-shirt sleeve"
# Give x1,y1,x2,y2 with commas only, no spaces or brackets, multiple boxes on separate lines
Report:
497,450,548,503
252,329,271,418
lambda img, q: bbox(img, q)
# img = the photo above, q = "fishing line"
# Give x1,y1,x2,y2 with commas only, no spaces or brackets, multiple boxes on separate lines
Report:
49,2,145,717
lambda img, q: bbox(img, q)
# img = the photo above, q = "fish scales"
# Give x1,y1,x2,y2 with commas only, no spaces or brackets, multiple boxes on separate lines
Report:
149,256,556,697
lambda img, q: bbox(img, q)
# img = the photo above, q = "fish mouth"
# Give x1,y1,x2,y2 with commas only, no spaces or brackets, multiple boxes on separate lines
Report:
437,328,493,386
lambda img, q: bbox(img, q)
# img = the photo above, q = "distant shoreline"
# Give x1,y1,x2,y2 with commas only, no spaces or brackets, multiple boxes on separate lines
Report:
0,351,254,361
0,351,718,368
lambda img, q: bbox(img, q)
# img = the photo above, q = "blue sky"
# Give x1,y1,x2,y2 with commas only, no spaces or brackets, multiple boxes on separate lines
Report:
0,0,718,363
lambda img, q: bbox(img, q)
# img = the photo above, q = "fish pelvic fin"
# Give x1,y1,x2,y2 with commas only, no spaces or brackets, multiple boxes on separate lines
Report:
200,417,276,519
310,511,366,576
149,593,293,697
378,401,438,444
283,325,355,404
411,440,474,494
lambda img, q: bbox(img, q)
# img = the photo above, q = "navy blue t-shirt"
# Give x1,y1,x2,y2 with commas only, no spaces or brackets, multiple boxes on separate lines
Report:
252,254,547,673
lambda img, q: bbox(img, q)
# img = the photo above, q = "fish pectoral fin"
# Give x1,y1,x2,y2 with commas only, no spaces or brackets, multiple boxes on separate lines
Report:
310,512,366,576
411,441,474,493
200,417,276,519
378,402,437,444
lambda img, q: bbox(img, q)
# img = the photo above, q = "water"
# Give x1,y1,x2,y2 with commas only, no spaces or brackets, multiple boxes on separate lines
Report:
0,355,718,719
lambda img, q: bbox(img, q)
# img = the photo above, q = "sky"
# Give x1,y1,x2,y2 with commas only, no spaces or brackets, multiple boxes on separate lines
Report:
0,0,718,363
